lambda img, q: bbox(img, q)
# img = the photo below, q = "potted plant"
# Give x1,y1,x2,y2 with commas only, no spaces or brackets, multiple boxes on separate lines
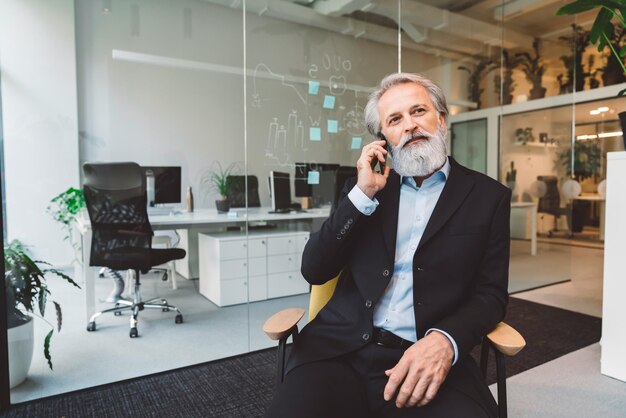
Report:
559,25,592,93
47,187,86,259
495,49,516,105
557,1,626,145
513,38,547,100
4,240,81,387
458,57,497,109
201,161,240,213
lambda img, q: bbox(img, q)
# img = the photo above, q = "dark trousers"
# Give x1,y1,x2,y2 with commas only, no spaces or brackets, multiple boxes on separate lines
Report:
266,342,495,418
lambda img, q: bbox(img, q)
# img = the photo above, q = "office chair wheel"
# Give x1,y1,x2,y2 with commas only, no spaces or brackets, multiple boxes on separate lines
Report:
87,322,96,332
175,314,183,324
130,327,138,338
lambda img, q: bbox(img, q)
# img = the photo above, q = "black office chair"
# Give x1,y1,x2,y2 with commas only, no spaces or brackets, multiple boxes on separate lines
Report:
537,175,571,237
226,175,261,208
83,162,186,338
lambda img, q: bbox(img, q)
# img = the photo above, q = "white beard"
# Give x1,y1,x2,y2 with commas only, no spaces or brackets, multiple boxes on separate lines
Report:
390,125,448,177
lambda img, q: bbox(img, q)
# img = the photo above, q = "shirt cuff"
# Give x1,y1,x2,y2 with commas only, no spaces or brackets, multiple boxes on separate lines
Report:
348,185,379,216
425,328,459,366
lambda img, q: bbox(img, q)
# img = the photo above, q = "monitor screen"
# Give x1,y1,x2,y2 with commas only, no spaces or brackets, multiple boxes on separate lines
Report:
294,162,340,198
311,170,336,208
226,175,261,208
270,171,291,211
142,166,182,205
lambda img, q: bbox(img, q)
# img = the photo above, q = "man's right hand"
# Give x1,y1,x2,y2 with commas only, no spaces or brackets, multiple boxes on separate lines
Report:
356,139,390,199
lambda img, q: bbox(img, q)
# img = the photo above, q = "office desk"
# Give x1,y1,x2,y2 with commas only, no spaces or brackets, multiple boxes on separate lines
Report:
75,207,330,321
511,202,537,255
574,193,605,240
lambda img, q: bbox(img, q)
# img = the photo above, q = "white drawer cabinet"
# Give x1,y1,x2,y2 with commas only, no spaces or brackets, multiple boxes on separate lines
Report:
198,230,310,307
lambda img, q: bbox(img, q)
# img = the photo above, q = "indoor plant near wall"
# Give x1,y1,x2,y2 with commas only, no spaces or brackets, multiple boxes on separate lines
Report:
4,240,81,387
458,57,497,109
557,1,626,145
495,49,516,105
47,187,86,258
201,161,240,213
513,38,547,100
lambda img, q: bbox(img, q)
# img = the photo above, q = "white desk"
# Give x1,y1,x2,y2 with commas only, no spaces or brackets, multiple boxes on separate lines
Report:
510,202,537,256
75,207,330,321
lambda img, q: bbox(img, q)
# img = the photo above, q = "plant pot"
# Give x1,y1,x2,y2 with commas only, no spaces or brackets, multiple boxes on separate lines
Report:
215,199,230,213
8,316,34,388
529,86,546,100
618,112,626,149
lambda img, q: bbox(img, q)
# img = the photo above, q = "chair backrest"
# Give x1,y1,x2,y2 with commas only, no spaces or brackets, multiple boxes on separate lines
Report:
308,276,340,321
226,175,261,208
537,175,561,215
82,162,153,271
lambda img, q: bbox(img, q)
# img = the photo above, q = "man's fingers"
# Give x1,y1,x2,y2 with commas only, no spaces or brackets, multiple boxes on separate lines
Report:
383,364,407,401
394,369,421,408
416,379,443,407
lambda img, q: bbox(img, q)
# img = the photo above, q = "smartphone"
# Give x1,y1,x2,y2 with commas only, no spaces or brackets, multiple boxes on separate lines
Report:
374,133,390,173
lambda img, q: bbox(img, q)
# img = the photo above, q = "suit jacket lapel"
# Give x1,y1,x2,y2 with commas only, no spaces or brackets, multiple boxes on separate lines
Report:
417,158,475,251
378,170,401,261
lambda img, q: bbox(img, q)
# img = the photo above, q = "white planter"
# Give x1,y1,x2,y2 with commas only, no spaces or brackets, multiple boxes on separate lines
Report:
8,316,34,389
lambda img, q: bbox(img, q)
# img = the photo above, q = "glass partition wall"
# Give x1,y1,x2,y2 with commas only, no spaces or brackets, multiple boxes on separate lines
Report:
2,0,621,408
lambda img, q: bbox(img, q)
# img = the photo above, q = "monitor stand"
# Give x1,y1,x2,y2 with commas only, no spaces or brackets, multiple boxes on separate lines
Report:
268,208,291,214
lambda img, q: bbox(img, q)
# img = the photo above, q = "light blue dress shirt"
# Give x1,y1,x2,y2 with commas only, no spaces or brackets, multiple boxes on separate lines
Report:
348,157,459,365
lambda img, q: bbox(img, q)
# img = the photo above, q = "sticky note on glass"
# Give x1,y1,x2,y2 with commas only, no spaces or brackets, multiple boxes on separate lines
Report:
323,95,336,109
307,171,320,185
327,119,338,133
308,80,320,95
309,127,321,141
351,137,362,149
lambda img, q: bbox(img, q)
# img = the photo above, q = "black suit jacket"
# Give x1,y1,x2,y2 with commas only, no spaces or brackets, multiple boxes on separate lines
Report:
288,158,510,410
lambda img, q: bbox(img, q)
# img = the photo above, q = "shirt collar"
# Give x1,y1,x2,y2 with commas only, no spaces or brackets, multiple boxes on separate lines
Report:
400,157,450,189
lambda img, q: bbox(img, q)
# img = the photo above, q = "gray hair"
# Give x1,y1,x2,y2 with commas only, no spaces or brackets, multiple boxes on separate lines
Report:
364,72,449,137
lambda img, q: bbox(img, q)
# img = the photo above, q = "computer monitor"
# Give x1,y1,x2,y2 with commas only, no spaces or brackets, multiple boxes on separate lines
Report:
141,166,182,206
294,162,340,198
269,171,292,212
226,175,261,208
311,170,336,209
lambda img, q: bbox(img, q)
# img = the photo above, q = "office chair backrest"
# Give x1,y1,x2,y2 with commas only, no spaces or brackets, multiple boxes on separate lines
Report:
537,175,560,215
331,166,357,213
83,162,153,271
226,175,261,208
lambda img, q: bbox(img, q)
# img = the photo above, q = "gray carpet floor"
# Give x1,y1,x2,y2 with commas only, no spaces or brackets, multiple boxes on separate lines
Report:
2,298,602,417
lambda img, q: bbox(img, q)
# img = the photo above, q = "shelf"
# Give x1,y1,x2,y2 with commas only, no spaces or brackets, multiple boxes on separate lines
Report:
512,142,557,148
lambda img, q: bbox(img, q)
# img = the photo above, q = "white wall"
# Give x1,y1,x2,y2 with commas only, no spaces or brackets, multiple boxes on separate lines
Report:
0,0,80,265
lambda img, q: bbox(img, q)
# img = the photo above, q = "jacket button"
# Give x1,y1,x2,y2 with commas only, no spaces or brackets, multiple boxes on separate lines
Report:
336,234,342,240
365,300,373,308
340,229,346,235
416,267,424,271
362,333,370,341
382,269,390,277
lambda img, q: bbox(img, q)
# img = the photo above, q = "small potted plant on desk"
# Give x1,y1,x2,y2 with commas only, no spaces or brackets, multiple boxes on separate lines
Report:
4,240,81,388
203,161,239,213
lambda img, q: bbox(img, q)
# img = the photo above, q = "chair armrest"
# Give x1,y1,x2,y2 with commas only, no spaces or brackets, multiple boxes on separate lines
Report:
486,322,526,356
263,308,305,341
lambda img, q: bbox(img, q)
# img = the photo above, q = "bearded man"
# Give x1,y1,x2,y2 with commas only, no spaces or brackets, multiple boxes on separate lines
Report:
266,73,511,418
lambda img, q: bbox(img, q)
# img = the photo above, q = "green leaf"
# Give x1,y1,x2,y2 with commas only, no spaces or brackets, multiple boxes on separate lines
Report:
53,301,63,332
44,330,54,370
619,87,626,96
556,1,599,15
590,8,613,45
620,45,626,57
38,287,47,316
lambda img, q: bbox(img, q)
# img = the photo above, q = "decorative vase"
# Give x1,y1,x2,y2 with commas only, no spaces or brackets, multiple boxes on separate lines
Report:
8,316,34,388
215,199,230,213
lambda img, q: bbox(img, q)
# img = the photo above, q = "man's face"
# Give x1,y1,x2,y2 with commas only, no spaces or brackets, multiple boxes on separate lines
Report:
377,82,444,147
376,82,447,177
